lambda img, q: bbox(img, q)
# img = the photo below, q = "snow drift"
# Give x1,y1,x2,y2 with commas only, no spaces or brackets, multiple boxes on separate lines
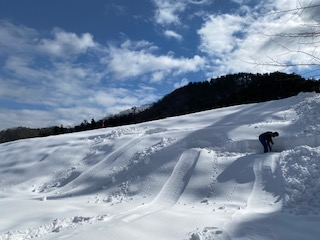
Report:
0,92,320,240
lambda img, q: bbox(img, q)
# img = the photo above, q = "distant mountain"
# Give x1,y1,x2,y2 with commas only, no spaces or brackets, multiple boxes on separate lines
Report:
0,127,40,143
0,126,63,143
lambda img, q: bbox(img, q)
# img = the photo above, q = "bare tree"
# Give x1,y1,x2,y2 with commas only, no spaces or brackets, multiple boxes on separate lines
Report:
257,1,320,77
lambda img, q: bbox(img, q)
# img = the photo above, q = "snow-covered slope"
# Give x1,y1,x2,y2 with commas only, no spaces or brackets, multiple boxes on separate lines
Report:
0,92,320,240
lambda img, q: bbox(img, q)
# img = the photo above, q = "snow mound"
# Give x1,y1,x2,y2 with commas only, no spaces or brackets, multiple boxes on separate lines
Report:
0,215,108,240
290,93,320,136
186,227,224,240
280,145,320,215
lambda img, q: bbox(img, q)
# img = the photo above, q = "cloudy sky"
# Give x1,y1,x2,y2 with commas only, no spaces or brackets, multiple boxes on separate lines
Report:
0,0,319,130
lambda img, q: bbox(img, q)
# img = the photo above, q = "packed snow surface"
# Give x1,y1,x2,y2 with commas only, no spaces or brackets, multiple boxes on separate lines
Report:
1,92,320,240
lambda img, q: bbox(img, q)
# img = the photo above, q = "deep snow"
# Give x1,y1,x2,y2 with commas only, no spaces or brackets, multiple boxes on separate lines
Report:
0,92,320,240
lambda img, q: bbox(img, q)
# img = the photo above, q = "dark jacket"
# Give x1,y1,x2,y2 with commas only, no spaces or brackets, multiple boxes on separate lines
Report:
259,131,274,144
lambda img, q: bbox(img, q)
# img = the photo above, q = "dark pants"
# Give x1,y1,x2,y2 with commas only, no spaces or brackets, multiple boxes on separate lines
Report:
259,136,269,153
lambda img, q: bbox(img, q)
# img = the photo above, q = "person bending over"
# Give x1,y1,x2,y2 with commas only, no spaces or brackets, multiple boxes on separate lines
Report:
259,131,279,153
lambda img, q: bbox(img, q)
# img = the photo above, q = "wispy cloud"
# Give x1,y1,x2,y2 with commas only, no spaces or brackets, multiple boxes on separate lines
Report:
174,78,189,89
39,28,95,59
151,0,320,77
152,0,212,37
198,14,245,57
164,30,183,41
152,0,213,26
198,0,320,77
152,0,186,26
1,0,320,130
0,20,204,130
0,21,37,54
104,39,205,81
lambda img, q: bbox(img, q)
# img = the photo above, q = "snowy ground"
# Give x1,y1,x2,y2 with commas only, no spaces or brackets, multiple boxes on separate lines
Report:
0,92,320,240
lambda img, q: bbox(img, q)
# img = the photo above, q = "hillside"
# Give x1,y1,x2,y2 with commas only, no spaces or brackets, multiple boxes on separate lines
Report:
1,72,319,144
0,92,320,240
136,72,320,120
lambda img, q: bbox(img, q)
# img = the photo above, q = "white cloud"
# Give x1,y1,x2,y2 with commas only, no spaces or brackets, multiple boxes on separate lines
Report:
39,28,95,59
90,89,138,108
231,0,247,4
0,80,160,130
134,85,160,104
0,109,58,130
4,56,48,82
88,86,160,114
174,78,189,89
0,21,95,60
0,20,38,55
153,0,186,26
164,30,183,41
0,23,105,130
152,0,212,26
198,0,320,77
2,0,320,130
151,71,166,82
2,56,99,108
0,20,205,130
0,106,102,130
198,14,245,57
273,0,305,11
120,39,157,51
105,39,205,81
188,0,212,4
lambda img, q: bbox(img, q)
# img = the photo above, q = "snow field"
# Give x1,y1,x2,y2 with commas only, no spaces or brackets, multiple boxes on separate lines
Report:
0,92,320,239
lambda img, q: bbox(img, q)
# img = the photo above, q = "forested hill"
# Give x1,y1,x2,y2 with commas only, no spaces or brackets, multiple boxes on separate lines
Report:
136,72,319,121
1,72,319,143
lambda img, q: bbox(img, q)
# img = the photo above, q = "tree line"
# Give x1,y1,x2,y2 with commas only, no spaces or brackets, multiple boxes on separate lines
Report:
1,71,319,143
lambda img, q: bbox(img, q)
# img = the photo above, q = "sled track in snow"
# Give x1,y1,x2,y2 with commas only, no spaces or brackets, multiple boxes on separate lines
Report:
247,153,283,212
223,153,284,239
152,148,200,206
107,148,201,223
49,135,143,196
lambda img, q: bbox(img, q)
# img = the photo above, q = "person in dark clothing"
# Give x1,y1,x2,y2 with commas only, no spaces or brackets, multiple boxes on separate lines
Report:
259,132,279,153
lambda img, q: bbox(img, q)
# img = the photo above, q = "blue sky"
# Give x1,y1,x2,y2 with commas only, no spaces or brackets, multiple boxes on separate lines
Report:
0,0,319,130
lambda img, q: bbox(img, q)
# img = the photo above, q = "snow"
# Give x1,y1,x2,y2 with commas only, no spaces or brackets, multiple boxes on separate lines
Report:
1,92,320,240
